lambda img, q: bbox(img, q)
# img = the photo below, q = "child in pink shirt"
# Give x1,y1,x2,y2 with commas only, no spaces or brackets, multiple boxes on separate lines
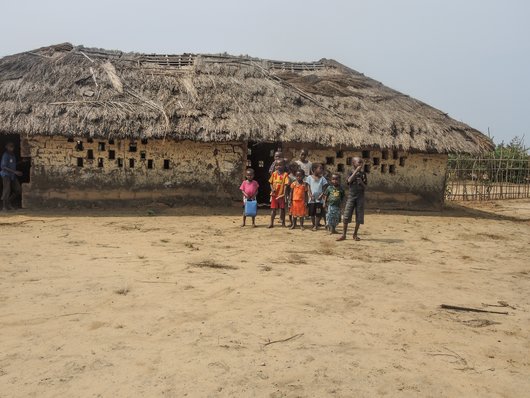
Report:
240,168,259,227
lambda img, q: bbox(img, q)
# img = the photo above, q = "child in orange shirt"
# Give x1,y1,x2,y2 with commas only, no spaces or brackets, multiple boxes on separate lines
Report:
286,161,300,227
289,170,309,230
268,160,289,228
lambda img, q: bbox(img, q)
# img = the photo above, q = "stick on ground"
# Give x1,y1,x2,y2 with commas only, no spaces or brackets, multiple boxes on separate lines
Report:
440,304,509,315
262,333,304,347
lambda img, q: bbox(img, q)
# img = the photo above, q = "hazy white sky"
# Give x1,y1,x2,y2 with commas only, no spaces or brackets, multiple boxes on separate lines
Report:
1,0,528,144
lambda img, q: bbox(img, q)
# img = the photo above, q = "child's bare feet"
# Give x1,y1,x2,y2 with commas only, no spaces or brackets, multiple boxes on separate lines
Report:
353,235,361,241
336,235,346,241
241,223,245,227
312,226,318,231
252,224,257,228
268,224,274,228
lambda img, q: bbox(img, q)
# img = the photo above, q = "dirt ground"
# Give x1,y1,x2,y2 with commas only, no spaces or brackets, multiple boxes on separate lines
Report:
1,200,529,397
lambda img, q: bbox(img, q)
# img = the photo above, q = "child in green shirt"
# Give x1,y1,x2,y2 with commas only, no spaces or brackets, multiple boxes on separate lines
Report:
322,173,345,234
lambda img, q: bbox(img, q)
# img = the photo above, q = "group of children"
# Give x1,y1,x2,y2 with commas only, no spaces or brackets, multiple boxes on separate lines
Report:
240,149,367,241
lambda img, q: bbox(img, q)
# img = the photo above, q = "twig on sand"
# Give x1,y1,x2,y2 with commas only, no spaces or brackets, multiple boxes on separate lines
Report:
427,347,469,368
135,280,178,285
55,312,91,318
481,301,516,310
440,304,509,315
0,219,47,226
262,333,304,347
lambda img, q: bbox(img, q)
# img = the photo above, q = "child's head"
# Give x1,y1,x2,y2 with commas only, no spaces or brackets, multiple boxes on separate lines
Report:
312,163,323,176
352,157,363,168
5,142,15,153
331,173,341,186
273,150,283,161
295,169,305,182
275,159,285,172
300,149,308,161
245,168,255,181
288,162,299,175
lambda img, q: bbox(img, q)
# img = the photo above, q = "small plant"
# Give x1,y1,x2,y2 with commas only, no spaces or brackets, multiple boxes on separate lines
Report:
184,242,199,251
115,287,129,296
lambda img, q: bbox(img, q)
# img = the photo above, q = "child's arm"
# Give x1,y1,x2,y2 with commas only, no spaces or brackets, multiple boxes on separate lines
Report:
347,165,363,184
240,182,248,199
321,187,329,207
321,178,329,194
358,174,367,188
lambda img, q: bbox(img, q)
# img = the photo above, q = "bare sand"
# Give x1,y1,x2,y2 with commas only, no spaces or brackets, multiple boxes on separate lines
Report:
0,201,529,397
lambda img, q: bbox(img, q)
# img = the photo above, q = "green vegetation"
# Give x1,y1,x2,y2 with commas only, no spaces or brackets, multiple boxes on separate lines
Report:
448,136,529,183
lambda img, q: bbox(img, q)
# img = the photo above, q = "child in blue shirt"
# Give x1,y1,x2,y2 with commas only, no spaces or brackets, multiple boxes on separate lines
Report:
305,163,328,231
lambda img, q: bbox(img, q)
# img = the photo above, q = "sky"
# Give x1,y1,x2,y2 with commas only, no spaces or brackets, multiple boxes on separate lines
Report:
1,0,528,145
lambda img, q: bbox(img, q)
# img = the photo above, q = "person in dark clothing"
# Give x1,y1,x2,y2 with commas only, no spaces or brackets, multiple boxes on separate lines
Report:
1,142,22,211
337,157,367,241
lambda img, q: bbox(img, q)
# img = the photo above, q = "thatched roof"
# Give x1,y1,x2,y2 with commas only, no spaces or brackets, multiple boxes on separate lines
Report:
0,43,493,153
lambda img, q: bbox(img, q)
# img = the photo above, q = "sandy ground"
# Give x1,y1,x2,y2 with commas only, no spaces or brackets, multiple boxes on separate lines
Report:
449,199,530,221
0,201,529,397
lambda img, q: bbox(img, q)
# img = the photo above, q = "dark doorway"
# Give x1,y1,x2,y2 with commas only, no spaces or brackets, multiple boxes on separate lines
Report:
247,142,281,205
0,133,31,207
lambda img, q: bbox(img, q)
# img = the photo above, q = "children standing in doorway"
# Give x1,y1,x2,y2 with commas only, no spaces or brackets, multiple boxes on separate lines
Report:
322,173,345,234
289,170,309,230
296,149,312,177
1,142,22,212
268,160,290,228
305,163,328,231
337,157,367,241
240,168,259,227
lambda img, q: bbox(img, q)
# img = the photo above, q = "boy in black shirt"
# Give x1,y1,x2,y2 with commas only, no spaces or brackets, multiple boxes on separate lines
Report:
337,157,367,241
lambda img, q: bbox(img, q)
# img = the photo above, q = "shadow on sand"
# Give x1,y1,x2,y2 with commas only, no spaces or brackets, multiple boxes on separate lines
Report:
0,201,528,222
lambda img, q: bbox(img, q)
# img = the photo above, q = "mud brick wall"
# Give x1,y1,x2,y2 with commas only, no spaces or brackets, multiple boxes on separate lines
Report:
284,145,448,210
22,136,245,207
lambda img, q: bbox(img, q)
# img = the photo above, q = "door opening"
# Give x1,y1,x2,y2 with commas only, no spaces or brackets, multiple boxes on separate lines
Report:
0,134,31,208
247,142,282,206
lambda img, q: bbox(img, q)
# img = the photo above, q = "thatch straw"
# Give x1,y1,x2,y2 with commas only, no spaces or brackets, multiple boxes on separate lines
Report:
0,43,493,154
